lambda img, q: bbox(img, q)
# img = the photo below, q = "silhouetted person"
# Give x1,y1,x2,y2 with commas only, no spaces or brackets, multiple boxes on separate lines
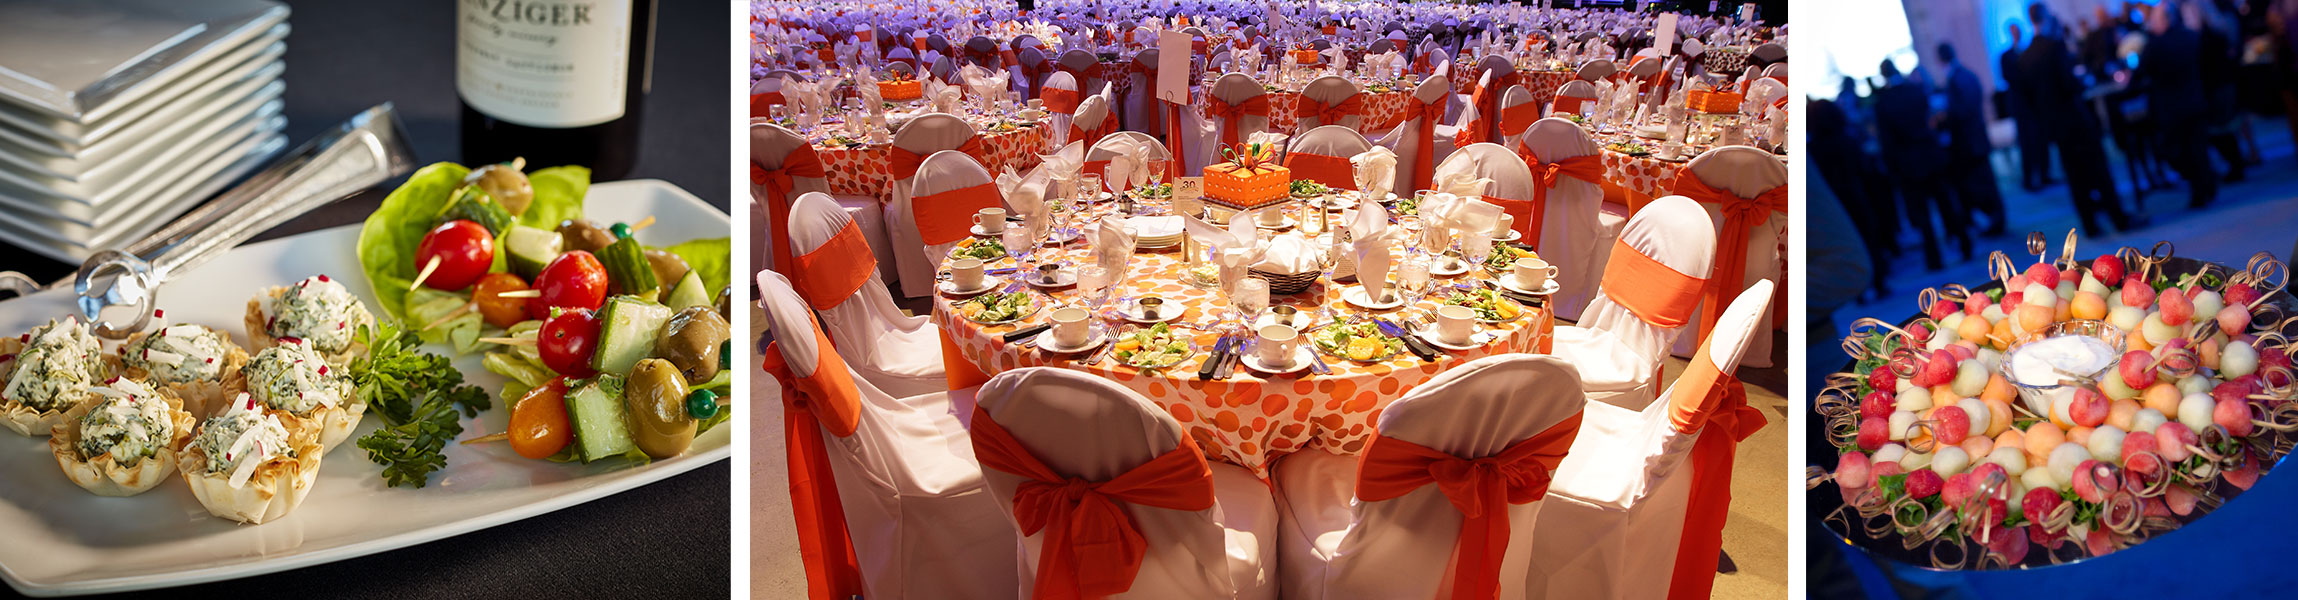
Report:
1810,96,1891,299
2195,0,2247,183
2138,0,2218,208
1938,42,2007,236
1874,59,1970,271
2002,22,2053,190
2022,3,2138,234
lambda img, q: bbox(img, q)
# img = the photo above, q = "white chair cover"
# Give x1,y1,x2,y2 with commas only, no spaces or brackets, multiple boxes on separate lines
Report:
931,55,961,84
1530,279,1774,599
1676,146,1787,366
1122,49,1165,138
1552,79,1598,115
1552,195,1716,410
1296,76,1365,133
1437,142,1534,202
975,368,1278,600
1287,125,1374,169
1515,118,1613,321
1209,73,1273,146
1274,354,1586,600
884,114,983,298
1373,74,1456,195
1496,85,1538,149
1014,46,1051,99
1762,62,1788,80
752,123,895,283
1059,48,1103,93
1576,59,1617,82
1074,91,1119,149
755,270,1018,600
908,149,998,283
788,192,947,400
1042,72,1081,146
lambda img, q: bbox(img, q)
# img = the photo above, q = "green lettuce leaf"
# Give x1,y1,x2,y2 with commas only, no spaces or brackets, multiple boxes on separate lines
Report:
358,163,471,321
521,166,590,230
406,287,484,354
661,237,731,297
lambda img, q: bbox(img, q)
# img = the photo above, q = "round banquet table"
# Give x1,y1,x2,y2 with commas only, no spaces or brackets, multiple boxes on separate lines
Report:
932,194,1556,475
808,114,1050,198
1194,88,1418,133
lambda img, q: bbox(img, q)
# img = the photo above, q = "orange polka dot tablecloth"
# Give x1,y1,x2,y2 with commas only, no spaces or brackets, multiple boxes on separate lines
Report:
931,204,1555,475
812,123,1051,198
1191,89,1416,134
1598,146,1688,200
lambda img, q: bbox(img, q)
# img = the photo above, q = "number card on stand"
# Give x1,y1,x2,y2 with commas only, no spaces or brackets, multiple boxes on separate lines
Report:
1157,30,1191,104
1654,13,1678,56
1173,177,1205,216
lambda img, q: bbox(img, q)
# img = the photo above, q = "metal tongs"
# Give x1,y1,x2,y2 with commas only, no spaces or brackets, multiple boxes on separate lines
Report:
0,104,416,339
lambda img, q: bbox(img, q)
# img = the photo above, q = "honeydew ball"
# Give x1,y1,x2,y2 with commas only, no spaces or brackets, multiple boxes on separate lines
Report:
2047,442,2092,487
1958,398,1993,437
2130,408,2169,434
2223,340,2260,379
1983,304,2008,323
1872,443,1909,466
2107,305,2147,333
1934,446,1972,476
2142,312,2180,347
1953,361,1990,397
1986,446,2029,475
2087,425,2128,464
1902,450,1934,470
1977,348,2006,372
2023,462,2063,491
2178,374,2213,397
1897,386,1934,413
2052,393,2077,427
1889,410,1918,441
2102,369,2139,400
1939,312,1966,337
2193,291,2225,325
2057,280,2078,300
2178,393,2216,432
2080,272,2111,297
2025,283,2061,308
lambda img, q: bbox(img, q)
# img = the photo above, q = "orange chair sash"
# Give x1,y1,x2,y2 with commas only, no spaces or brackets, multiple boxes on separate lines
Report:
755,144,828,273
887,136,990,182
970,408,1217,600
790,219,878,311
1302,93,1365,128
913,182,1004,246
1354,413,1584,600
751,91,788,117
1498,102,1542,137
1070,116,1118,150
1207,94,1272,149
1507,150,1604,248
1552,95,1589,115
1669,175,1787,347
760,325,867,600
1664,342,1764,600
1599,238,1707,329
1406,98,1445,194
1043,87,1082,114
1284,152,1357,190
1059,63,1094,87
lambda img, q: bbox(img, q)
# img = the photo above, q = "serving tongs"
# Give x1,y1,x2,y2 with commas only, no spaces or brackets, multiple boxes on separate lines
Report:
0,104,416,339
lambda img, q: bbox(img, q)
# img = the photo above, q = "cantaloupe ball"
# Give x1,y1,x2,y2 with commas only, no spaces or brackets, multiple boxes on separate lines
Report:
1987,446,2030,475
2130,408,2168,434
1959,311,1993,343
1981,373,2017,404
1934,446,1973,476
2128,327,2156,352
2024,423,2066,464
2177,393,2215,431
1990,317,2016,349
1960,434,1995,460
2047,442,2091,487
2055,299,2074,322
2106,399,2141,431
2200,337,2222,371
2142,382,2182,415
1984,399,2014,437
1994,429,2026,457
1932,386,1962,413
2068,425,2095,447
2017,304,2057,335
2071,291,2108,320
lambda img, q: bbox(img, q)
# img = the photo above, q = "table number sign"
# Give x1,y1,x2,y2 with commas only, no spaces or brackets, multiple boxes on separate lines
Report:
1173,176,1205,215
1157,30,1191,104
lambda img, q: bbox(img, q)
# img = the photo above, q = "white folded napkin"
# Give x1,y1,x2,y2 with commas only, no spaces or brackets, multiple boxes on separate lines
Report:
998,166,1053,232
1350,198,1400,301
1432,157,1493,197
1123,215,1183,239
1040,140,1086,188
1099,135,1149,191
1096,216,1138,281
1351,146,1397,201
1254,235,1323,274
1324,46,1349,75
1185,214,1265,290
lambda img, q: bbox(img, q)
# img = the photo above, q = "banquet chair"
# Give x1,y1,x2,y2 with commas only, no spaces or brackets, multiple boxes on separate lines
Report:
750,76,790,118
1085,132,1174,189
1550,195,1716,410
1273,354,1587,600
1207,73,1274,151
752,123,893,283
787,192,946,400
930,55,961,84
971,367,1278,600
1373,74,1457,196
1495,85,1540,149
904,149,1002,293
1367,38,1397,55
1673,146,1787,367
756,270,1018,600
1454,67,1521,147
1749,42,1786,68
926,33,953,56
964,36,1000,69
1285,126,1373,191
1013,46,1052,100
1576,59,1617,82
1296,76,1366,134
1121,49,1166,140
1529,279,1774,600
1552,79,1598,115
1513,118,1618,322
1072,93,1121,151
1624,54,1664,92
887,47,919,70
1208,51,1234,73
1434,142,1536,232
884,114,986,298
1041,72,1083,147
1762,62,1788,81
1058,49,1102,94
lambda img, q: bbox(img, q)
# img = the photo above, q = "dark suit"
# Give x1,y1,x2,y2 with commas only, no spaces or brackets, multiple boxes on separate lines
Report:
1942,63,2006,233
2002,46,2052,189
1873,77,1968,269
2138,26,2216,207
2020,33,2133,234
1810,98,1893,294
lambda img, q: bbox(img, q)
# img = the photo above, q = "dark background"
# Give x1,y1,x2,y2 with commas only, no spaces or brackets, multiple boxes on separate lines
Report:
2,1,730,598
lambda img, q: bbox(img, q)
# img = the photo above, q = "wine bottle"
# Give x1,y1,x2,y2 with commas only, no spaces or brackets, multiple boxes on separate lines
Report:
457,0,657,180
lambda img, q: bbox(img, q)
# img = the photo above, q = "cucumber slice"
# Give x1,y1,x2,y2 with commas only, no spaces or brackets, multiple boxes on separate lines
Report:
598,237,659,298
504,225,562,279
665,270,709,310
592,295,673,375
441,188,515,236
565,375,636,462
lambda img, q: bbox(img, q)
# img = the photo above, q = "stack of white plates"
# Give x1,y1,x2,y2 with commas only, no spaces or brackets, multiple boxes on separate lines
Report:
0,0,290,262
1125,215,1184,249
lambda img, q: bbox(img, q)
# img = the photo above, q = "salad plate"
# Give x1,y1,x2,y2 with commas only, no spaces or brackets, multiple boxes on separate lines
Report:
1111,323,1194,369
1413,323,1495,352
938,278,999,297
1036,330,1108,354
1496,276,1561,297
1311,321,1406,363
1439,288,1527,323
0,179,731,596
1341,286,1407,310
955,290,1043,325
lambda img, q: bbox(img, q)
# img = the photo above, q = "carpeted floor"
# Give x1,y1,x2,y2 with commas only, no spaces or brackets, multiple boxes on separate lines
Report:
750,304,1791,598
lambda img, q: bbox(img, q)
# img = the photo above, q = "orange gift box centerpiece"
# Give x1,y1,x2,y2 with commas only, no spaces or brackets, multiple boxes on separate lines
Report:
878,71,921,101
1686,89,1745,114
1204,141,1290,211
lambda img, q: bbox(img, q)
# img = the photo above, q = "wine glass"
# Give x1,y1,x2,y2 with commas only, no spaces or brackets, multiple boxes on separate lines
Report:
1003,226,1034,276
1462,232,1494,276
1080,173,1104,203
1233,278,1270,332
1397,255,1431,305
1145,157,1168,187
1077,264,1112,314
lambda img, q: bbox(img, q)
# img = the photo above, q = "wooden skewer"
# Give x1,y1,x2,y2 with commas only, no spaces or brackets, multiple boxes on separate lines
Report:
408,256,441,292
477,336,537,346
494,289,542,298
461,432,510,445
630,215,657,232
421,302,474,331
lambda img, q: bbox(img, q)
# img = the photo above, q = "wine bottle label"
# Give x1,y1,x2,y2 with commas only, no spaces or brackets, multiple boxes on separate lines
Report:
457,0,631,128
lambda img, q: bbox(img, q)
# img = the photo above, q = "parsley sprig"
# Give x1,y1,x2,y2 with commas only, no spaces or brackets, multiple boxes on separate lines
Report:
349,322,491,488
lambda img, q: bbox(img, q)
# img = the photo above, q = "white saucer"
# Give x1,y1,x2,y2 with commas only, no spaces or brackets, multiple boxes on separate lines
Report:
1342,286,1406,310
1497,277,1561,297
1414,325,1491,352
1026,271,1078,288
1493,229,1522,243
940,278,999,296
1431,257,1472,277
971,224,1015,237
1253,309,1314,330
1253,217,1299,231
1118,298,1186,323
1037,330,1108,353
1241,345,1315,374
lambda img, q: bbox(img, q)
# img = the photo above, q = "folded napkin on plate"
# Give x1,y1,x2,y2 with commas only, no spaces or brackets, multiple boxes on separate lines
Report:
1254,235,1323,274
1099,135,1149,191
933,85,964,113
1096,216,1138,281
1184,214,1266,291
1350,198,1401,301
998,165,1053,234
1324,46,1349,74
1039,140,1086,187
1351,146,1397,200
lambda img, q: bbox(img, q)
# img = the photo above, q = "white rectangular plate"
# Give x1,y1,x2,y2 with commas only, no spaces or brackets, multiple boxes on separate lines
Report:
0,179,732,596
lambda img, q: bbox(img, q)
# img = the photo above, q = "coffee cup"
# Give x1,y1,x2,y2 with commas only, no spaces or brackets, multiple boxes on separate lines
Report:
1257,206,1287,227
1049,307,1092,348
1435,305,1477,345
950,258,985,290
1492,214,1515,238
1257,324,1300,367
1659,141,1684,159
975,208,1008,234
1511,257,1559,291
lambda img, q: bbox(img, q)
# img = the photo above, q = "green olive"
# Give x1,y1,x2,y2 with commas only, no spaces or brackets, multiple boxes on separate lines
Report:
644,249,691,302
658,306,730,384
467,163,536,216
624,358,697,459
558,219,616,254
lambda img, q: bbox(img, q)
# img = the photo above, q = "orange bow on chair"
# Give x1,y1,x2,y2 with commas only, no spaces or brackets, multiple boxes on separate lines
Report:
1668,175,1787,350
1355,412,1583,600
1206,94,1271,149
1043,87,1083,115
1405,98,1446,194
1302,93,1364,129
1484,148,1605,248
760,325,868,600
970,408,1218,600
1662,333,1767,600
753,145,828,277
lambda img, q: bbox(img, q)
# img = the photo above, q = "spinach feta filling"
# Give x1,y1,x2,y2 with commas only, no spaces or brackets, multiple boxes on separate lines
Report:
5,318,105,412
244,342,349,415
75,379,174,466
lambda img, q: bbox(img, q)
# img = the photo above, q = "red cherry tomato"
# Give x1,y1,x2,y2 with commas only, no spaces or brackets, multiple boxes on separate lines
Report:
538,308,600,377
527,251,609,321
414,220,494,291
509,377,573,459
472,273,531,329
